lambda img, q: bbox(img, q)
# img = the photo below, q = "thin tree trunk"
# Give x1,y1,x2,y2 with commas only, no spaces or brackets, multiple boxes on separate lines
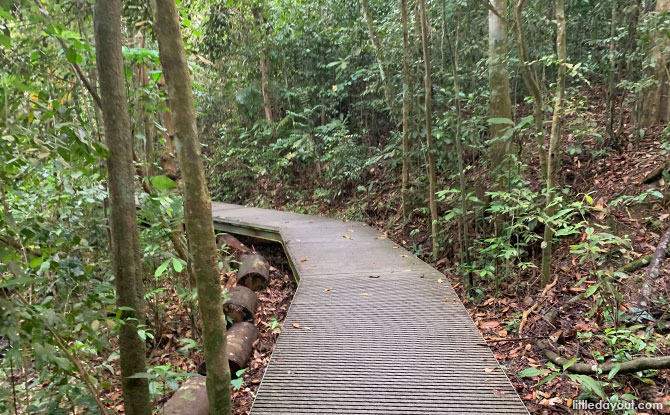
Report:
540,0,567,286
514,0,547,177
636,0,670,126
158,78,179,180
361,0,396,117
488,0,513,171
401,0,411,220
419,0,439,259
138,32,155,178
446,10,472,287
605,4,619,147
150,1,232,413
93,1,151,414
252,7,273,123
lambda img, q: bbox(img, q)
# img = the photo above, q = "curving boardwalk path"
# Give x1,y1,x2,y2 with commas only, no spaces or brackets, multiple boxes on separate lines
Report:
212,202,529,414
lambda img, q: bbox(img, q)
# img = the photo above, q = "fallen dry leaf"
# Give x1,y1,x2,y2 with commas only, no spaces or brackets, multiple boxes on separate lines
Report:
360,292,371,296
300,258,308,262
292,323,300,328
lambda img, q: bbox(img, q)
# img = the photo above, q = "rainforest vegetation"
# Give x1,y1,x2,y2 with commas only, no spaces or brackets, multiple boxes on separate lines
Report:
1,0,670,413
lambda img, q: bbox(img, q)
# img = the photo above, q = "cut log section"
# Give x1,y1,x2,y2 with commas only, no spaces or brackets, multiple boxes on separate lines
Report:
216,233,250,255
227,321,259,375
223,286,257,324
237,254,270,291
164,375,209,415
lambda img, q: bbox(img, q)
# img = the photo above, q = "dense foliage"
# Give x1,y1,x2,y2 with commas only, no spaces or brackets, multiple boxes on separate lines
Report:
1,0,670,413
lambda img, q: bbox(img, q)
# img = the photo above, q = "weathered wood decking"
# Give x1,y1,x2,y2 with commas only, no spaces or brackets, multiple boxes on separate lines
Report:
212,202,529,414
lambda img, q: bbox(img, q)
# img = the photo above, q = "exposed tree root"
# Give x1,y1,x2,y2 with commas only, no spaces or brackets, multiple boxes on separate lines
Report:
537,340,670,374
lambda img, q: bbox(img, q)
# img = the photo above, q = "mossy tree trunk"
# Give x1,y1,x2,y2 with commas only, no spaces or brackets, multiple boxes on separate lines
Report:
93,1,151,414
488,0,513,171
150,1,232,413
419,0,439,259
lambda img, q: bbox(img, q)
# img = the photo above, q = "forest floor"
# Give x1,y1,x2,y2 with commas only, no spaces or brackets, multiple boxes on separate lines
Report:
100,239,295,414
253,89,670,414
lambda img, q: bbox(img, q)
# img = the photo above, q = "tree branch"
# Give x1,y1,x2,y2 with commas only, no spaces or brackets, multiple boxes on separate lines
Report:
32,0,102,110
538,340,670,374
481,0,506,22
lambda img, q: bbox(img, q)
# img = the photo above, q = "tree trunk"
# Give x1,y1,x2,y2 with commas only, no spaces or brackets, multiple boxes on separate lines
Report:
448,8,472,287
488,0,513,171
252,7,273,123
138,32,155,178
150,1,232,414
158,78,179,181
419,0,439,259
514,0,546,177
361,0,396,117
93,1,151,414
636,0,670,127
540,0,567,286
401,0,411,220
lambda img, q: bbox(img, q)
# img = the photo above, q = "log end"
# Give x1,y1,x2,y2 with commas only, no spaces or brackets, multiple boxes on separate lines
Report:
164,375,209,415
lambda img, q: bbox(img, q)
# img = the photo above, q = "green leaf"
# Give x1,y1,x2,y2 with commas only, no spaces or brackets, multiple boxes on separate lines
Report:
155,259,170,277
230,377,243,389
172,258,184,272
536,372,560,387
568,374,606,400
0,34,10,48
584,283,601,297
517,367,550,377
607,363,621,379
65,47,81,64
128,372,155,379
151,175,177,191
0,6,15,20
0,277,36,288
562,356,579,371
487,117,515,126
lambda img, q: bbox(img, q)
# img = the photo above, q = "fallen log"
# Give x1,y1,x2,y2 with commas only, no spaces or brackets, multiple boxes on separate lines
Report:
537,340,670,375
196,322,259,376
237,254,270,291
617,254,653,274
164,375,208,415
216,233,249,255
642,164,669,184
223,286,257,324
226,321,259,375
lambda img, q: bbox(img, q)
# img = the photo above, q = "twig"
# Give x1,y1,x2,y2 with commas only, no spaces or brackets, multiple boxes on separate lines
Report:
48,327,110,415
519,277,556,333
0,236,42,258
9,338,18,415
484,335,550,344
518,302,538,334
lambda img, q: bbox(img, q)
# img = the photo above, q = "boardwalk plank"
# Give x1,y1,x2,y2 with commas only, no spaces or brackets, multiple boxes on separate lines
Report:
212,202,529,414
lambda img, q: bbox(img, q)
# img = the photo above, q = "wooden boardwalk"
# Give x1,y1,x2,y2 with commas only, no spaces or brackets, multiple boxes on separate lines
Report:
212,202,529,414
